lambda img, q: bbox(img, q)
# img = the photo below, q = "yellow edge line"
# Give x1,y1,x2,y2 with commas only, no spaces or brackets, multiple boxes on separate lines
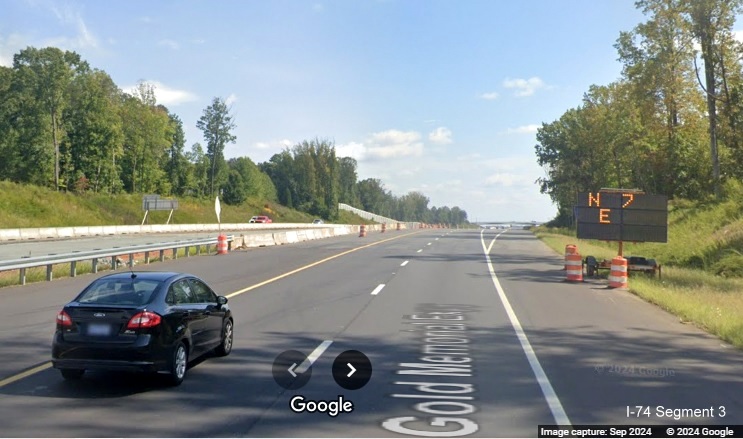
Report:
0,231,421,389
0,362,52,388
226,231,421,299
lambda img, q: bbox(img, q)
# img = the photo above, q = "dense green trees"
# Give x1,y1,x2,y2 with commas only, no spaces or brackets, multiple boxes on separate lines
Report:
0,46,468,225
536,0,743,225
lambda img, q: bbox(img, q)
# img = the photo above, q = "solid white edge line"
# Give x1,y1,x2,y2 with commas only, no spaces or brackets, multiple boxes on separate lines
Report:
371,284,386,295
480,229,572,426
296,340,333,374
401,260,409,267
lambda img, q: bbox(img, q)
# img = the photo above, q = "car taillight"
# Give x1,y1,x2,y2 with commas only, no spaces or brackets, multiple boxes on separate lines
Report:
127,311,162,329
56,310,72,327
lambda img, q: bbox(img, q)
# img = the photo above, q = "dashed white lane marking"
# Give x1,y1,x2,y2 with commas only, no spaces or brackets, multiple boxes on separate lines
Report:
400,260,409,267
371,284,386,296
296,340,333,374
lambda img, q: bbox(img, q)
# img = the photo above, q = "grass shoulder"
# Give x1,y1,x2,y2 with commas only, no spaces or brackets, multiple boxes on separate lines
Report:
533,228,743,350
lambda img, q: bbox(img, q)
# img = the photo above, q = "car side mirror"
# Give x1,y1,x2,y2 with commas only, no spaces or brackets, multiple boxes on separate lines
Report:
217,296,228,307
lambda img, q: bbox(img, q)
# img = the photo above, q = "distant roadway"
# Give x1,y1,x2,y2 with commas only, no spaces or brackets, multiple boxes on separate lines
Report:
0,228,741,437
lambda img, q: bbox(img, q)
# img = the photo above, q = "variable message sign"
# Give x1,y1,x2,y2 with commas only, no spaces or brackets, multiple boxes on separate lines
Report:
575,191,667,242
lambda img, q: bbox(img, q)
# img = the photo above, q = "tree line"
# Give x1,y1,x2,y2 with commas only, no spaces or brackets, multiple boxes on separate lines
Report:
0,46,468,225
535,0,743,225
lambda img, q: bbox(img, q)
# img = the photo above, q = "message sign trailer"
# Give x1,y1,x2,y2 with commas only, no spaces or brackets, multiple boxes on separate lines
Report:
575,188,668,257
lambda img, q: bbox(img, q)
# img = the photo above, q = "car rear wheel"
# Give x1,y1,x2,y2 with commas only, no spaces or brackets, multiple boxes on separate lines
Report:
215,319,233,357
166,342,188,386
60,368,84,380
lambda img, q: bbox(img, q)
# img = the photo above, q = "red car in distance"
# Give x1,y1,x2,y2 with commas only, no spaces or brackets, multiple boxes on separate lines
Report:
249,216,272,223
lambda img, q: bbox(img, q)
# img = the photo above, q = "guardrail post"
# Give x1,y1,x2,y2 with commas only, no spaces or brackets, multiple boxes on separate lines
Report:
145,252,150,264
185,246,190,257
129,253,134,268
70,261,77,278
46,264,53,281
196,245,201,256
172,248,177,260
19,268,26,285
92,258,98,273
159,250,165,262
111,256,117,270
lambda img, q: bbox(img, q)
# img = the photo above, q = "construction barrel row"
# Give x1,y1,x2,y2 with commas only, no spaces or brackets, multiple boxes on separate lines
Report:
564,244,628,288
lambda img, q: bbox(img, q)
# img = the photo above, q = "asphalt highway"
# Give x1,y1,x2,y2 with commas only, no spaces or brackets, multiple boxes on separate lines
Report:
0,228,741,437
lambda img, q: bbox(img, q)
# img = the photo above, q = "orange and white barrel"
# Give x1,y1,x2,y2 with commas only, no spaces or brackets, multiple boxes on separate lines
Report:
359,224,367,237
217,234,228,255
609,256,628,288
564,245,577,270
565,250,583,282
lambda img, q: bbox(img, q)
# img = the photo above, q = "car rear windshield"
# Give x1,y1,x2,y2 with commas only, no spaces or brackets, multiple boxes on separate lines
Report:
77,278,162,306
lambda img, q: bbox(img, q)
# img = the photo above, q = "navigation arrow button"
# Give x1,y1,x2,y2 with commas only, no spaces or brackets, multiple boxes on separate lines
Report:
272,350,312,390
332,350,372,390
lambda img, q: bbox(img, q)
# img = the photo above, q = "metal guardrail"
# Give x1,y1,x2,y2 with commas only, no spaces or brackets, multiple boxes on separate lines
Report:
0,236,233,285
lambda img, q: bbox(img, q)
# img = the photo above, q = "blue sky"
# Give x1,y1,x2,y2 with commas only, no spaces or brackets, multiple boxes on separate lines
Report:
2,0,654,222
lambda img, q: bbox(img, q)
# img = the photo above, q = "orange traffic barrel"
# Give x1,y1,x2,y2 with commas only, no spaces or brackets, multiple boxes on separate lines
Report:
217,234,228,255
565,250,583,282
609,256,628,288
563,245,577,270
359,224,366,237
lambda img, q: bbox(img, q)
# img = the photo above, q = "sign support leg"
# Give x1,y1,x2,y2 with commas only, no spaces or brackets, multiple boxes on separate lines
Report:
618,241,623,257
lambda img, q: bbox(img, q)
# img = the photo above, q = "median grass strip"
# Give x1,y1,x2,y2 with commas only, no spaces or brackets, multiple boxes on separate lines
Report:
534,230,743,350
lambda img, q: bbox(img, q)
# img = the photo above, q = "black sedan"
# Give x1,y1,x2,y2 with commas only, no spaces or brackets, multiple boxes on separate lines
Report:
52,271,233,386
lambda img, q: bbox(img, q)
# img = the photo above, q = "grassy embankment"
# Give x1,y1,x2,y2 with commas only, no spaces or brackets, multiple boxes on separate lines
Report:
0,181,375,287
533,190,743,349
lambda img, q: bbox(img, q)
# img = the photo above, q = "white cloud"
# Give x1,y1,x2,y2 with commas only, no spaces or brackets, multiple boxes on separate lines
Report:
254,139,293,150
480,92,499,100
504,124,540,134
45,4,98,50
367,130,424,160
503,77,545,97
225,93,238,106
123,81,198,106
428,127,453,145
158,39,180,50
336,129,425,161
0,33,26,67
336,141,366,160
